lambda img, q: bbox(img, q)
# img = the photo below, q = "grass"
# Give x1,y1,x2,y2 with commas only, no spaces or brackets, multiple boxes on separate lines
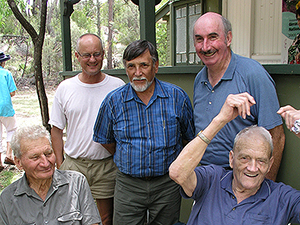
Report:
12,89,55,121
0,168,23,193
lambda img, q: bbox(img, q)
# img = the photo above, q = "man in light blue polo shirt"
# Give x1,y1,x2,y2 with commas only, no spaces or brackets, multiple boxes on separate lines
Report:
193,12,285,180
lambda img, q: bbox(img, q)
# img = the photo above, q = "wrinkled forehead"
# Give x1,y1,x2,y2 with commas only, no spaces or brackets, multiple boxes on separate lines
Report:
234,133,272,158
20,137,51,152
78,35,103,52
194,13,224,35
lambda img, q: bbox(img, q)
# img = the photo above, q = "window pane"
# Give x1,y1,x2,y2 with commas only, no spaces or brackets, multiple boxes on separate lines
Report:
176,6,187,56
176,54,182,63
189,53,195,64
189,3,202,53
176,8,182,18
182,53,186,63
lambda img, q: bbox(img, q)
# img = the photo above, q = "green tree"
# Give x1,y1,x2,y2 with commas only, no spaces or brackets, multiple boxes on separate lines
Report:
6,0,51,131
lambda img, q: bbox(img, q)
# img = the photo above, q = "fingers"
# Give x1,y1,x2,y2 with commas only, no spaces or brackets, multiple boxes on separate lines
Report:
277,105,300,130
226,92,256,119
218,92,256,124
277,105,295,115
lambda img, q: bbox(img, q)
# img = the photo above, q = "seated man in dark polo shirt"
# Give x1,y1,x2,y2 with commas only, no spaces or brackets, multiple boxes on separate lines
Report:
170,93,300,225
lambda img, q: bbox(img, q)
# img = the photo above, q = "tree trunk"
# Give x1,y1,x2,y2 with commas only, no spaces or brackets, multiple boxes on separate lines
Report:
7,0,51,132
96,0,101,37
107,0,114,69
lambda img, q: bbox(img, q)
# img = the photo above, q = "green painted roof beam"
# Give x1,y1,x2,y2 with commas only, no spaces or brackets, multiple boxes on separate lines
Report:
138,0,156,46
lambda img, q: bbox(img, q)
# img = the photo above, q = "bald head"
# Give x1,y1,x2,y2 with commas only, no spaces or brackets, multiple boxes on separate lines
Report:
194,12,232,41
76,33,104,54
233,126,273,158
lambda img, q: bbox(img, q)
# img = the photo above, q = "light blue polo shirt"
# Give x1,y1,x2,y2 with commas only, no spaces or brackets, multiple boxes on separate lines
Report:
0,66,17,117
181,165,300,225
193,52,283,167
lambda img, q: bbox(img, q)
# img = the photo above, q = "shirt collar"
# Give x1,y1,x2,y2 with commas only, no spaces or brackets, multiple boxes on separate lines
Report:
220,170,271,201
200,51,237,84
124,78,168,103
14,169,69,199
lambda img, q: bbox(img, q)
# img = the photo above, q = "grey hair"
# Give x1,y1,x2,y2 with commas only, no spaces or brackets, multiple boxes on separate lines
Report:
122,40,158,67
233,125,273,158
76,33,104,53
221,16,232,37
11,125,51,159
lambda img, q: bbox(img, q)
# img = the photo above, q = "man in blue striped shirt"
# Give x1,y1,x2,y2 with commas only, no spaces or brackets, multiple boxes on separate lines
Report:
93,40,195,225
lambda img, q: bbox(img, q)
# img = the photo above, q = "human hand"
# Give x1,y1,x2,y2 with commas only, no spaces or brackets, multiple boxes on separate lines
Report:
217,92,256,123
277,105,300,132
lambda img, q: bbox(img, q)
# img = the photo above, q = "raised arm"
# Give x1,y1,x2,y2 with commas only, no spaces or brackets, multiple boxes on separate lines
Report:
169,93,256,197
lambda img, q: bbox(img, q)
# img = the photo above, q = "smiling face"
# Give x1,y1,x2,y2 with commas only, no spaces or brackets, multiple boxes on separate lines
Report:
229,134,273,195
15,137,56,183
75,34,104,77
125,50,158,93
193,12,232,68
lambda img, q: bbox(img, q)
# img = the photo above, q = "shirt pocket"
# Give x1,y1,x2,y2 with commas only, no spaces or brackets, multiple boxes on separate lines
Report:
152,115,178,148
244,213,271,224
57,211,83,224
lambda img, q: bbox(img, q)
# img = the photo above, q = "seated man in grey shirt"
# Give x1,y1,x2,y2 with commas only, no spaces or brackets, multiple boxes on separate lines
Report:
0,125,102,225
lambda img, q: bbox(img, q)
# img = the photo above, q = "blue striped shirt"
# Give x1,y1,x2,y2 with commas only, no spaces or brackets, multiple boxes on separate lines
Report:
93,78,194,177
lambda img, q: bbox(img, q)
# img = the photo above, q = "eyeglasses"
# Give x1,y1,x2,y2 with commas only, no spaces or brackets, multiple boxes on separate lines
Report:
77,52,103,60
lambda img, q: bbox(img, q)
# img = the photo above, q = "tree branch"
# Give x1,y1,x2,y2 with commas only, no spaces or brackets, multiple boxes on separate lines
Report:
6,0,38,41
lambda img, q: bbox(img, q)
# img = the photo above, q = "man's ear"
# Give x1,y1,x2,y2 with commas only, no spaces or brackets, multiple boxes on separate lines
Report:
229,150,234,169
267,156,274,173
226,31,232,47
154,60,159,74
14,156,23,171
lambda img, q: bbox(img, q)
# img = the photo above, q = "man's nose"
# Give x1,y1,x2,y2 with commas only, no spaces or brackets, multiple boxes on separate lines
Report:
247,159,258,172
201,39,211,52
134,66,142,76
39,154,50,166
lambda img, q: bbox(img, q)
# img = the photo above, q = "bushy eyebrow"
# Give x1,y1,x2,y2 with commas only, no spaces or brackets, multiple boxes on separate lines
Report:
194,32,219,38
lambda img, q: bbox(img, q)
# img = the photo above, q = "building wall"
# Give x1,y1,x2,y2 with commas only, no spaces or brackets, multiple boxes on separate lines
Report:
223,0,282,64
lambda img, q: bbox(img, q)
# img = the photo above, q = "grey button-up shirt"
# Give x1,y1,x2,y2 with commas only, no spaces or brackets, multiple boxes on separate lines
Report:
0,169,102,225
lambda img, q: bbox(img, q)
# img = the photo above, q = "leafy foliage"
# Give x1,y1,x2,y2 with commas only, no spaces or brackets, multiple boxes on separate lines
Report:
1,0,169,82
156,21,168,66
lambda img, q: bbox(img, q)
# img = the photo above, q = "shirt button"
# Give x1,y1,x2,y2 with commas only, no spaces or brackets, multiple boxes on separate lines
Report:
45,220,49,224
209,102,212,105
212,90,214,93
232,196,235,199
232,207,235,211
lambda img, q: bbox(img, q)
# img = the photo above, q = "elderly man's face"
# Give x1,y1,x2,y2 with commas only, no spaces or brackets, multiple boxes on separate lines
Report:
125,50,158,93
193,13,232,68
15,137,56,182
229,135,273,195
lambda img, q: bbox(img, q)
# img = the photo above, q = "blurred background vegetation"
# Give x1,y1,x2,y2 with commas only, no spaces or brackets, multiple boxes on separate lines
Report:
0,0,168,90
